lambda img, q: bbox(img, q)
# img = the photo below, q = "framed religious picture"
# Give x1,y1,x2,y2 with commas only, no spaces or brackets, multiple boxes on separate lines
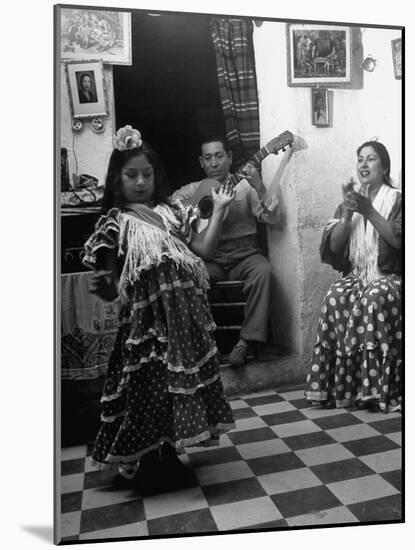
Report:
59,7,132,65
65,60,109,119
391,37,402,79
287,23,352,87
311,88,330,127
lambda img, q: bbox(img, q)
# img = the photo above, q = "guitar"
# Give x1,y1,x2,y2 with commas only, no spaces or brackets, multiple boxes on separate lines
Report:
181,131,294,233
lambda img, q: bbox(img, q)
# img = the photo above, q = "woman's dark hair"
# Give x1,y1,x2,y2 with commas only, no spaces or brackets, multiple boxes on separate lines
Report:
356,141,392,187
101,141,171,212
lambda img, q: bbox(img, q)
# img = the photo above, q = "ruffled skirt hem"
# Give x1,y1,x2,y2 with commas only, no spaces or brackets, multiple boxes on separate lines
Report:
305,341,402,412
91,422,236,471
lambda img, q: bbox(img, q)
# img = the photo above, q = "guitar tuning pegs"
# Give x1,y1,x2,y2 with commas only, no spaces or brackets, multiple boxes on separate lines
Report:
282,148,286,152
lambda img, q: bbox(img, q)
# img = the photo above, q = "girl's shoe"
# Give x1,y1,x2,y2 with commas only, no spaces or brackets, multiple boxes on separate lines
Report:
114,473,135,488
160,444,198,491
135,449,166,496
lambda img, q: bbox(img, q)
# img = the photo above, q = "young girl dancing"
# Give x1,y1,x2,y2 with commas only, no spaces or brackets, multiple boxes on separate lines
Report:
83,125,236,495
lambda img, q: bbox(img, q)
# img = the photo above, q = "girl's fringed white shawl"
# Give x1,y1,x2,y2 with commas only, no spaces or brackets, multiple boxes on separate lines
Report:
349,184,399,284
118,204,210,298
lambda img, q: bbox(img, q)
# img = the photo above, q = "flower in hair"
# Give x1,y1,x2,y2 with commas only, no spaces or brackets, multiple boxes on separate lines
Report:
113,125,142,151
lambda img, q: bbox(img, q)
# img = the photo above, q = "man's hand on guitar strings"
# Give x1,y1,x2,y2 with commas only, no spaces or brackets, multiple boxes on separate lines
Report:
240,161,265,194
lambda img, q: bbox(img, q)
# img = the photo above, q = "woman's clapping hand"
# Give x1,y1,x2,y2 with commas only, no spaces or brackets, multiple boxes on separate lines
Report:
344,191,373,217
342,177,373,217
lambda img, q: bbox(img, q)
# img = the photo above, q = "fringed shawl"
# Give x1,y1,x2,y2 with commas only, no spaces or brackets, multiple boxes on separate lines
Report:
83,201,210,299
349,184,399,284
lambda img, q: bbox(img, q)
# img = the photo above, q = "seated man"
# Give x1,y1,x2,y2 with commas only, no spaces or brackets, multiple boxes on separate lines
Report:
172,136,280,366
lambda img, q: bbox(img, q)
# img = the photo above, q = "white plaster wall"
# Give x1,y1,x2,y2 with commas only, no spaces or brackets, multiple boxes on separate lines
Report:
253,23,402,362
60,65,115,187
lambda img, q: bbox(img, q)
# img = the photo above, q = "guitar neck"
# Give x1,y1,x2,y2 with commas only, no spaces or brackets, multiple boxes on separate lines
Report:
228,146,272,189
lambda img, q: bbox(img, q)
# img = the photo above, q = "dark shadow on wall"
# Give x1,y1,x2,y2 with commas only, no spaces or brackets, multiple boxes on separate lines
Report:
113,12,226,192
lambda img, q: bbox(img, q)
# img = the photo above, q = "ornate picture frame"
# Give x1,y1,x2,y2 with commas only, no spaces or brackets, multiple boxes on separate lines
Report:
60,8,132,65
287,23,352,87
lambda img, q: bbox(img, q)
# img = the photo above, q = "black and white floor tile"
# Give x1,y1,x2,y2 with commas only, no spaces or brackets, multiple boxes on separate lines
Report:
59,388,402,542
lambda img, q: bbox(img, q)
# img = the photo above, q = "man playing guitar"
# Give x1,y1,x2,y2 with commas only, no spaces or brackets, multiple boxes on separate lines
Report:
172,135,283,366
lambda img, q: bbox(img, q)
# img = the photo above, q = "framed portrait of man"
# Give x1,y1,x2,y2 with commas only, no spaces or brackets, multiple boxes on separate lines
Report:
65,60,109,119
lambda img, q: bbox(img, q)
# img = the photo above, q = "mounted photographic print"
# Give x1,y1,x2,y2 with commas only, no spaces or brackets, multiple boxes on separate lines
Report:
287,23,351,87
60,8,132,65
55,3,403,545
391,37,402,79
311,88,329,126
65,60,109,119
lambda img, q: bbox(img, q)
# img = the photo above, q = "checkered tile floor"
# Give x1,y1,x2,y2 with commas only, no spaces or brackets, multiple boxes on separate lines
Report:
59,388,402,542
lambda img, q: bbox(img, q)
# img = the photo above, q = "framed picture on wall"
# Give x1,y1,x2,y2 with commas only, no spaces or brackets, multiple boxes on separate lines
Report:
311,88,330,127
65,60,109,119
391,37,402,79
59,7,132,65
287,24,352,87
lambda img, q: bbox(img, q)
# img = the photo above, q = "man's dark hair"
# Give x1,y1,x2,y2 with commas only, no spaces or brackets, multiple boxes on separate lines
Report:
200,135,232,155
79,72,92,87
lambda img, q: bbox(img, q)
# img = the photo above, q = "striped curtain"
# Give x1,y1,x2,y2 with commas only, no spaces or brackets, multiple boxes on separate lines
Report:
210,18,260,169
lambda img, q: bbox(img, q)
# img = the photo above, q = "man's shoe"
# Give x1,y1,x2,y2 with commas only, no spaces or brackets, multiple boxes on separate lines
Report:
229,339,249,366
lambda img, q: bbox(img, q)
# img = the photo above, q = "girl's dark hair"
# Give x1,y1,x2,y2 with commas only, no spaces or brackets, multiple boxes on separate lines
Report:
356,141,393,187
101,141,171,212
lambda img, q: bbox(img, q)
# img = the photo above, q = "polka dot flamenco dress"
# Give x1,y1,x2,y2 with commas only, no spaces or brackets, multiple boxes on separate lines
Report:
83,203,235,471
305,273,402,412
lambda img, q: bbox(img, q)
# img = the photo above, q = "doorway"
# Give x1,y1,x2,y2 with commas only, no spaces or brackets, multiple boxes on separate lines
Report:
113,12,225,192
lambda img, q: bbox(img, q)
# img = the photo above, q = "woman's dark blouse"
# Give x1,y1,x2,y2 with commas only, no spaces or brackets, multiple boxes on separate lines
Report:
320,191,402,276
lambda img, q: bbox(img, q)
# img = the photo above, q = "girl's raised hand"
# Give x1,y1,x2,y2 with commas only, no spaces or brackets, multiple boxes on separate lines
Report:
211,181,235,211
90,269,119,302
